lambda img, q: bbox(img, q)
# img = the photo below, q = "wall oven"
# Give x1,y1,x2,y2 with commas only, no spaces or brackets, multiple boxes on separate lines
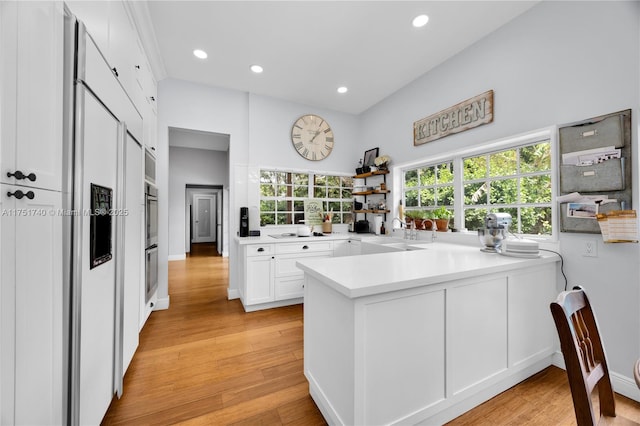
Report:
145,182,158,302
145,183,158,247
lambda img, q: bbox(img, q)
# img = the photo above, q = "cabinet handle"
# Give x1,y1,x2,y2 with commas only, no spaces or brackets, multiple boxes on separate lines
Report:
257,247,264,252
112,67,119,77
302,245,309,250
135,65,140,69
7,190,34,200
7,171,36,182
150,96,156,102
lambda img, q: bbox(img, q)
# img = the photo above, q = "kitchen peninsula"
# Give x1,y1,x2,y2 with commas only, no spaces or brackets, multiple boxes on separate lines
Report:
297,243,560,425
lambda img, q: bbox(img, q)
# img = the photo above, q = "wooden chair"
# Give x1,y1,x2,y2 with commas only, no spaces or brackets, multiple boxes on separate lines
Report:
550,286,628,425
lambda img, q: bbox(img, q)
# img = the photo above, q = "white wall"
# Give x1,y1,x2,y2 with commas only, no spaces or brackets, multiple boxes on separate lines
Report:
157,79,360,304
168,146,228,258
358,0,640,395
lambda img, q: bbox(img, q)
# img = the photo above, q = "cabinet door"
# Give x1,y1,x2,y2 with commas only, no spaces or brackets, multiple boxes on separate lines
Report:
1,185,63,425
0,2,63,191
349,240,362,256
107,1,137,97
123,136,142,374
245,256,274,305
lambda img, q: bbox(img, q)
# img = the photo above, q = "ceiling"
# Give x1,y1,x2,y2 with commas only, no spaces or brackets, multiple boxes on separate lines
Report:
145,1,538,115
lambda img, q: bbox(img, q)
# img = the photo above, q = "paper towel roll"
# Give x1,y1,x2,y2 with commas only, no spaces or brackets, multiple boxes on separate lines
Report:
373,215,382,235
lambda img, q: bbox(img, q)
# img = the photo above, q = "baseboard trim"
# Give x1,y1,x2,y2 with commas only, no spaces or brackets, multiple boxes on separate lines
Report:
168,254,186,261
154,296,170,310
227,288,240,300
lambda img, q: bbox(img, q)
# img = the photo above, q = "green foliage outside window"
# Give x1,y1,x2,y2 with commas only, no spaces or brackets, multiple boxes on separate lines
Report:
260,170,353,226
403,139,552,235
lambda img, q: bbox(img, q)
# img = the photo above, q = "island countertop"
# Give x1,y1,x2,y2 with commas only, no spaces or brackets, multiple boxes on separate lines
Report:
297,242,559,299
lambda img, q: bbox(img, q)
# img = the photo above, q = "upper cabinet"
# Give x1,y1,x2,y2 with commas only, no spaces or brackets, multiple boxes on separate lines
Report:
0,1,64,191
66,0,157,150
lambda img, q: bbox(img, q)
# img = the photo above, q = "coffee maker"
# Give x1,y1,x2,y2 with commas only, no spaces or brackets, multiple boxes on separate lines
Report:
478,212,511,252
239,207,249,237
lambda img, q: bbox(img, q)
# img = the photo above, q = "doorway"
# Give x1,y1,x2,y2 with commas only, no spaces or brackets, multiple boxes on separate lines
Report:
186,185,223,255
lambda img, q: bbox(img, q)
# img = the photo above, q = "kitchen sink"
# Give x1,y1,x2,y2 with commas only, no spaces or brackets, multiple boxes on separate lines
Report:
360,237,431,254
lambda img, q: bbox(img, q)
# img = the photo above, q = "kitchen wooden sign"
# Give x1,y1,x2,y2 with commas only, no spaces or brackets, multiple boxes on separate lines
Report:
413,90,494,146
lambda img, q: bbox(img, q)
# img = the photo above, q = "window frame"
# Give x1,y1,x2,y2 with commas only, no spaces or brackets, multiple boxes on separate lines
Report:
397,127,558,240
258,168,354,226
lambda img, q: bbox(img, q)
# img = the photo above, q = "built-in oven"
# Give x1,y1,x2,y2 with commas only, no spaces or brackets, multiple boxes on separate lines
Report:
144,148,156,185
145,183,158,247
145,182,158,302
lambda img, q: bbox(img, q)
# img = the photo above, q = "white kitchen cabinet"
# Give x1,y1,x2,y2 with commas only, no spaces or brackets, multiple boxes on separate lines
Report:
0,185,63,425
244,247,275,305
123,135,143,374
240,240,334,311
333,239,361,256
0,1,63,192
303,253,558,425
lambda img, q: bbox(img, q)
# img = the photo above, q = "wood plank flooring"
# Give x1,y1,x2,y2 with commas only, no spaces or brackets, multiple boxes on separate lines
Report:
102,243,640,425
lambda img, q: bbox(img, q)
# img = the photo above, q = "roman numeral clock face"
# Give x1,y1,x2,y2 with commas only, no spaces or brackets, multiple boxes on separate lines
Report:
291,114,334,161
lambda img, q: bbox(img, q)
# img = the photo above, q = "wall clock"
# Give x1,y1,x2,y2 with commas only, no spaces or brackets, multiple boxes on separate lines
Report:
291,114,334,161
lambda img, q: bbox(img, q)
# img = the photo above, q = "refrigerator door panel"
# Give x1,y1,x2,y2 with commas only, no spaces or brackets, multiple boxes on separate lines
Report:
77,86,121,426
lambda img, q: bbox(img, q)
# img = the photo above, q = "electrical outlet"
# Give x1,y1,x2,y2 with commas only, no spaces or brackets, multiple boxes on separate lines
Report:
582,240,598,257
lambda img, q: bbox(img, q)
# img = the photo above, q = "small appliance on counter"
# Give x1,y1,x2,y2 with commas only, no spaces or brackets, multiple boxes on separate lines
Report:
239,207,249,237
478,212,511,252
355,220,370,233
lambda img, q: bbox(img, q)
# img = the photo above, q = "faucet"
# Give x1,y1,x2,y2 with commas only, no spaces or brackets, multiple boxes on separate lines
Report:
429,220,437,242
392,217,409,239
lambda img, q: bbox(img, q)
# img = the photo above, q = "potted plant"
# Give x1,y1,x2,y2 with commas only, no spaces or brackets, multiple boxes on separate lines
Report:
403,210,419,228
431,206,452,232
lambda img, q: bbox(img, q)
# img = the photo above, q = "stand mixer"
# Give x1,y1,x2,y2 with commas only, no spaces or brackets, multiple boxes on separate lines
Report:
478,212,512,252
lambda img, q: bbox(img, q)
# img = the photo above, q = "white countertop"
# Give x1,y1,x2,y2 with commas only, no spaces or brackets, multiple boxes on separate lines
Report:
297,242,560,298
235,233,354,245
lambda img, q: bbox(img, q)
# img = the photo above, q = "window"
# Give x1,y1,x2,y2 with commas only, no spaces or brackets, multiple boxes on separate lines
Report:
260,170,353,226
404,160,454,215
463,141,552,234
402,135,552,236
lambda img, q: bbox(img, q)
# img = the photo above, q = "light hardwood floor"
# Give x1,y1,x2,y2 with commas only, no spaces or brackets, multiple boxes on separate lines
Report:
103,243,640,425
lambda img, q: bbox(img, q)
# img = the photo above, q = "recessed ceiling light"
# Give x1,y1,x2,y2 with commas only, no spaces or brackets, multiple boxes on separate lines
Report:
412,14,429,28
193,49,208,59
337,86,348,94
250,64,264,73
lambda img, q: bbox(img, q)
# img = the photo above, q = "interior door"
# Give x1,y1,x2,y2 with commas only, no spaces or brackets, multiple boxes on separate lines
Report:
192,194,216,243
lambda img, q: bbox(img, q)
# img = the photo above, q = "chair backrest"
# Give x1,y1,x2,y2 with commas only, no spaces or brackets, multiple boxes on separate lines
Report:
550,286,616,426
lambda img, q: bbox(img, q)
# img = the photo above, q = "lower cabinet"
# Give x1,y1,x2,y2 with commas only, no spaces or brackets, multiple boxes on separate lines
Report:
0,185,63,425
240,240,333,311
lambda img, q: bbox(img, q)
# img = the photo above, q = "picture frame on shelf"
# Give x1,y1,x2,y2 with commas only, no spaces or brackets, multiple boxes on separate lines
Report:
363,147,379,168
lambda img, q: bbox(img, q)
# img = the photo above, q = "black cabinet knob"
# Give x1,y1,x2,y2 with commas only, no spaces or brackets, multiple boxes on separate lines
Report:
7,171,36,181
112,67,119,77
302,245,309,250
7,190,34,200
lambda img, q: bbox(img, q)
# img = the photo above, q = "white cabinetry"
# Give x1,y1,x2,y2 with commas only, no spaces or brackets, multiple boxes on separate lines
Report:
123,135,143,374
0,1,63,192
304,262,558,425
0,190,63,425
240,240,333,311
242,244,275,305
66,0,158,151
275,241,333,300
0,2,65,424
